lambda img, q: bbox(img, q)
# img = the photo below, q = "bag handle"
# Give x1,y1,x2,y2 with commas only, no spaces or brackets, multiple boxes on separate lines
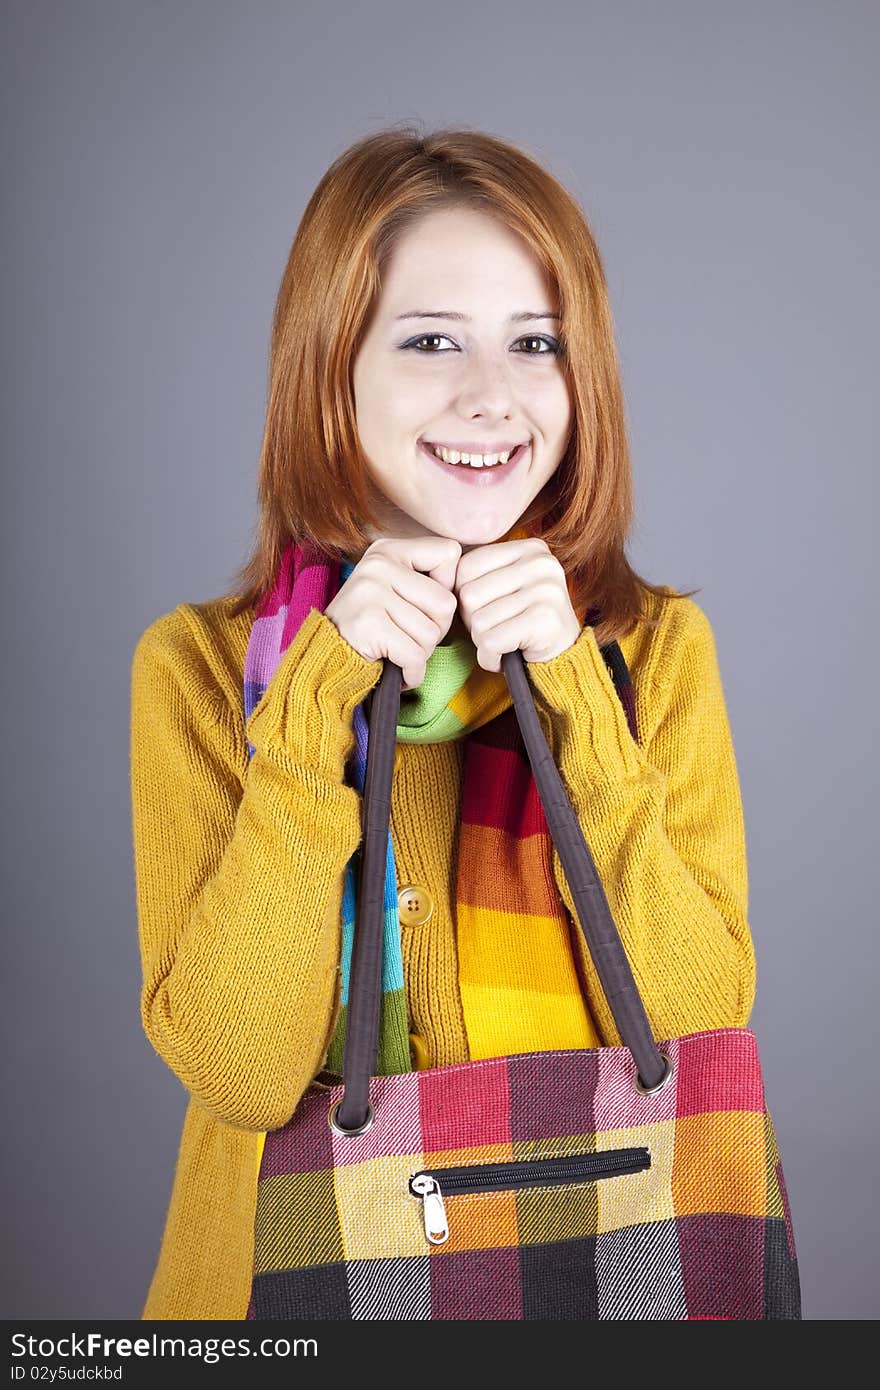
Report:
332,644,670,1135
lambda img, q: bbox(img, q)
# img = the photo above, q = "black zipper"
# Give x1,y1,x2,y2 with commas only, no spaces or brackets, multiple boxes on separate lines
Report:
408,1147,651,1245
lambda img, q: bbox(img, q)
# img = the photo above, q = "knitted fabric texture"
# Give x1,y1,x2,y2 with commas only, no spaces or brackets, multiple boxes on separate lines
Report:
131,577,756,1318
243,521,629,1075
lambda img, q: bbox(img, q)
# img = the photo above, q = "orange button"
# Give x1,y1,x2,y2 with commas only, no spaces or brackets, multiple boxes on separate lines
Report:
409,1032,431,1069
397,884,434,927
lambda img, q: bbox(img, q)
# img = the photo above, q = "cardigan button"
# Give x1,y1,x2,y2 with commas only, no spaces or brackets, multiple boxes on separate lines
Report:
409,1032,432,1069
397,884,434,927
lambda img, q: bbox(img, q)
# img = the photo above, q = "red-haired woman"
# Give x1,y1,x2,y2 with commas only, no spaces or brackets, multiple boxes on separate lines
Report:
130,126,755,1319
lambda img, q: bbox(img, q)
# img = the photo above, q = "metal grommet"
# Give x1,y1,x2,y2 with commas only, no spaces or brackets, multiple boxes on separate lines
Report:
634,1051,674,1096
327,1098,374,1137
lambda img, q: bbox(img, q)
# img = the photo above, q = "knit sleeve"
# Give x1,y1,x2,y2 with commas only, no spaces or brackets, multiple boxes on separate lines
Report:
524,597,755,1043
129,604,382,1132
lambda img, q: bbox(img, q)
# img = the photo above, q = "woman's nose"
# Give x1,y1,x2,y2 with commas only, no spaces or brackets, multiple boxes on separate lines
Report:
453,354,515,418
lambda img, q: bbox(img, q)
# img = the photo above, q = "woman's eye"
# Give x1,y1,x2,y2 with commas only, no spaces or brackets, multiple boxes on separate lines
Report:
404,334,560,355
407,333,453,352
513,335,560,355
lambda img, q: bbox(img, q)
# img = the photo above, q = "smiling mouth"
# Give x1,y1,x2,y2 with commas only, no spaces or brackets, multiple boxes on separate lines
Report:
418,439,529,481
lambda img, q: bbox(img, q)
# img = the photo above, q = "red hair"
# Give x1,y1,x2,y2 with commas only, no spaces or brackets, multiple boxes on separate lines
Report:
227,124,698,644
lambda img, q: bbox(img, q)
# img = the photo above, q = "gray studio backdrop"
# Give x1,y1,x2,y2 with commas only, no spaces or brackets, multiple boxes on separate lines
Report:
2,0,877,1321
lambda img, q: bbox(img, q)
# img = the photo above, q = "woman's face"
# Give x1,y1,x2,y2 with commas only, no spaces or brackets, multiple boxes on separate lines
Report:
351,206,573,552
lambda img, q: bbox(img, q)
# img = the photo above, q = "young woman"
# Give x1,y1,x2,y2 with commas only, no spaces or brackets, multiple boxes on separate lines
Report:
130,126,755,1320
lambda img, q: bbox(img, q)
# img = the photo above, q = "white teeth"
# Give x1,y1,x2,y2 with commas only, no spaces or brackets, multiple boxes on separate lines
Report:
430,444,514,468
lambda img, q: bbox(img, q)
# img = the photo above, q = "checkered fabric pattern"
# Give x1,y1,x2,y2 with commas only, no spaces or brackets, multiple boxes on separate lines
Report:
246,1027,800,1320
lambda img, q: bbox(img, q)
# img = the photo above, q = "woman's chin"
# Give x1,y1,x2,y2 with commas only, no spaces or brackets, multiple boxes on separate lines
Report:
431,511,523,549
365,503,530,549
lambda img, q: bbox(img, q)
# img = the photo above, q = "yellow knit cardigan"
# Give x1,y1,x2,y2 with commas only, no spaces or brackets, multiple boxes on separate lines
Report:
129,585,755,1320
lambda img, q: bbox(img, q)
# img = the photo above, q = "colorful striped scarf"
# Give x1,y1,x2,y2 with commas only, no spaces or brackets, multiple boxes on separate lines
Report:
244,523,633,1075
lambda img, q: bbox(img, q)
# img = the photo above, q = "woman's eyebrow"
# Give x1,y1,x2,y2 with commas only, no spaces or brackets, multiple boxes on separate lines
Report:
394,310,561,322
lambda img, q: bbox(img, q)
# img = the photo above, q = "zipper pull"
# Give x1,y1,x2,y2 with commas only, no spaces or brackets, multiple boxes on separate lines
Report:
410,1173,449,1245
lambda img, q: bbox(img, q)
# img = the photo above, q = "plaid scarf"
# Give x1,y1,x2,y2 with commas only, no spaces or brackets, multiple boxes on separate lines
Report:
244,522,636,1075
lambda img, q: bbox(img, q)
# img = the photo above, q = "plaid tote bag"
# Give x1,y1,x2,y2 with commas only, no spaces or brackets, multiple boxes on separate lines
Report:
246,643,801,1321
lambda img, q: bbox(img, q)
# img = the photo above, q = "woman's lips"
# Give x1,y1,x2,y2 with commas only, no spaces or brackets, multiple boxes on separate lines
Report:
418,439,529,484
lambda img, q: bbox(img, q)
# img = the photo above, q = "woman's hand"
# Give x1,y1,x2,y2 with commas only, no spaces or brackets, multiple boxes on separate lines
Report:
324,535,462,690
453,537,582,671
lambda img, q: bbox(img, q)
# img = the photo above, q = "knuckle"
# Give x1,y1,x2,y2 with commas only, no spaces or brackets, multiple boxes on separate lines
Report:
358,575,383,604
358,552,383,581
